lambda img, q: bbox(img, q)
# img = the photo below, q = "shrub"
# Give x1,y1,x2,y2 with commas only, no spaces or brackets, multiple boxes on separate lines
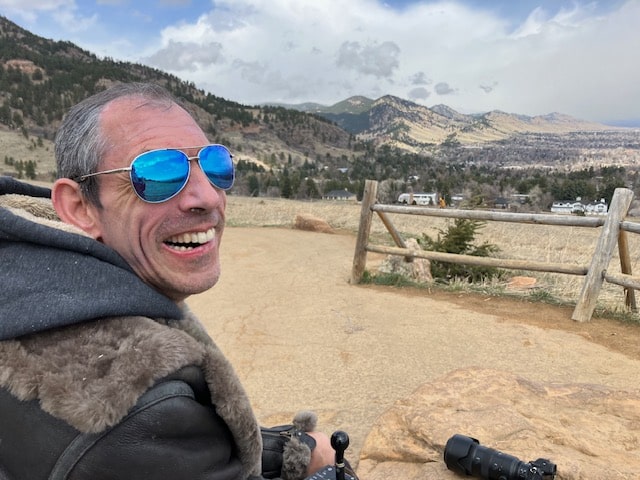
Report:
418,218,503,283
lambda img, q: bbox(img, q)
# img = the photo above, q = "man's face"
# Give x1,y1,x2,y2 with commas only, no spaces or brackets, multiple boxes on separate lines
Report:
86,97,227,301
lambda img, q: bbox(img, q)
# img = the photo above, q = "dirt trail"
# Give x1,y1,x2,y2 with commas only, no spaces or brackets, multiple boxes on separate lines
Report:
187,227,640,463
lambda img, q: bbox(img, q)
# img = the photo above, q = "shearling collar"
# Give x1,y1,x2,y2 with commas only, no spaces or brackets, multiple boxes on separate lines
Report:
0,307,263,478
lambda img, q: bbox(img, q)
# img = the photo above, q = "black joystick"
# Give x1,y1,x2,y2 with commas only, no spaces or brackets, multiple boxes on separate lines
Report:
304,431,353,480
330,431,349,480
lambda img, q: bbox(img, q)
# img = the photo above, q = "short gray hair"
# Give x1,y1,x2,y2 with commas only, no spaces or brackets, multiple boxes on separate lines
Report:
55,82,179,205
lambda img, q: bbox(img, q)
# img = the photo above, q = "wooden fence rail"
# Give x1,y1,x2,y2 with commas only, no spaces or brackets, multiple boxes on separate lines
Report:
351,179,638,322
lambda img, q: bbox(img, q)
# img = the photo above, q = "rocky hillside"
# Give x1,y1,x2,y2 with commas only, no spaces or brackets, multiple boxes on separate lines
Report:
0,16,357,180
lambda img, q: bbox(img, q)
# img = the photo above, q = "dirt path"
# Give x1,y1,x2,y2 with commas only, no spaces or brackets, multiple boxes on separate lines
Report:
187,227,640,463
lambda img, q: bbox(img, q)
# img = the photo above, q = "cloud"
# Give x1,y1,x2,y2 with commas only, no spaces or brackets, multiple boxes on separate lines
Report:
147,0,512,106
408,87,430,100
0,0,79,23
2,0,639,121
410,71,431,85
434,82,455,95
50,9,97,34
145,40,225,71
159,0,639,119
158,0,191,5
479,82,498,94
335,40,401,78
486,0,640,121
1,0,71,11
232,59,268,85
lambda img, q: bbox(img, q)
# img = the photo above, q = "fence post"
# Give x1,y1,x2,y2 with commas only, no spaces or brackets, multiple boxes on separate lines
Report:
618,229,637,311
351,180,378,284
571,188,634,322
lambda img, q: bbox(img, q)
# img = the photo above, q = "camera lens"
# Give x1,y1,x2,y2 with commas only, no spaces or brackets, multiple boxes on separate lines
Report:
444,434,530,480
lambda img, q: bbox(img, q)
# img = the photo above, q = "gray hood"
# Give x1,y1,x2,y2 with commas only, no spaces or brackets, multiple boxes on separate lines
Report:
0,176,182,340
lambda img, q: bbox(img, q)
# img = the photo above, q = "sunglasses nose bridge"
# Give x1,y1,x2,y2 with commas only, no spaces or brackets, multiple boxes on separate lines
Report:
186,154,206,184
183,153,214,191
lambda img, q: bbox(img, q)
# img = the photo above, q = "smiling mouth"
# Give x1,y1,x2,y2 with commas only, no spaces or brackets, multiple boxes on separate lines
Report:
164,228,216,251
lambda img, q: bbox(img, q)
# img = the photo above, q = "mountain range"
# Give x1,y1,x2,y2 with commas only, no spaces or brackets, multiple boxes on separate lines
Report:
272,95,615,152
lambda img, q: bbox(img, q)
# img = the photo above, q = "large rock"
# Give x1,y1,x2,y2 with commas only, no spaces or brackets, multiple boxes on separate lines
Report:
377,238,432,283
293,213,335,234
358,367,640,480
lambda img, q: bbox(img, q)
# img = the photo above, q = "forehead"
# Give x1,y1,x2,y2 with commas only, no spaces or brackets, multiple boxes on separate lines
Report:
99,97,209,163
101,96,200,137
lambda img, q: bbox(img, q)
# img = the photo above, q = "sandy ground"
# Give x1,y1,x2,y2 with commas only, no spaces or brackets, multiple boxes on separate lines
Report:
186,227,640,466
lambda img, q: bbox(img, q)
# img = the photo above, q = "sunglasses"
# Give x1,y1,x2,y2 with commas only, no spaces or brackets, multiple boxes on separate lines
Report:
76,144,235,203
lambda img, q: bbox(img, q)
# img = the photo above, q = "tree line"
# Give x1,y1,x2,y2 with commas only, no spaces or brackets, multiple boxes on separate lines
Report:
228,143,631,213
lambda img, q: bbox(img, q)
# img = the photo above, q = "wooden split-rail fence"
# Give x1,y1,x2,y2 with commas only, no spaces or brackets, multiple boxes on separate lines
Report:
351,179,640,322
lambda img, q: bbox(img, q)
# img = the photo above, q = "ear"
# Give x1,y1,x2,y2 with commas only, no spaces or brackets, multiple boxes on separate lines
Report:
51,178,103,240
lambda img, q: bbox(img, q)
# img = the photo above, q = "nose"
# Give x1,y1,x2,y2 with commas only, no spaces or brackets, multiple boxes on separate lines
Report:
177,158,225,212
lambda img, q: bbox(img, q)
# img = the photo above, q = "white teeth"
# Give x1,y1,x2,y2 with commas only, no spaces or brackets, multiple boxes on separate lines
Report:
166,228,215,250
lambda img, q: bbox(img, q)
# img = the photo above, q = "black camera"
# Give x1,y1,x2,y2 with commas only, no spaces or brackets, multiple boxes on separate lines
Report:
444,434,556,480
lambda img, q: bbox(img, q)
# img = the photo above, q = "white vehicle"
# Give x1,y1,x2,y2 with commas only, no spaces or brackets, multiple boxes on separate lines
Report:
397,192,437,206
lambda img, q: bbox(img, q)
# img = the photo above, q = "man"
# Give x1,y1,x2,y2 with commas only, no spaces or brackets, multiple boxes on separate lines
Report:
0,83,347,479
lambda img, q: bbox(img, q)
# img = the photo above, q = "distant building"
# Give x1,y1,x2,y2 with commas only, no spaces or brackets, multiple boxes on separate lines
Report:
397,192,437,206
551,201,585,214
511,194,530,205
551,199,608,215
494,197,509,209
492,194,529,209
450,194,464,207
585,199,608,215
323,189,356,201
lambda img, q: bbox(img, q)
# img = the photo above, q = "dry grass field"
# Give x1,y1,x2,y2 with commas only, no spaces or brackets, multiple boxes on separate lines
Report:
0,129,56,180
225,194,640,318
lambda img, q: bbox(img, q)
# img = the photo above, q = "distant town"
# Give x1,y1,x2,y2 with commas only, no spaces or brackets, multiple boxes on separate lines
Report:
394,191,609,215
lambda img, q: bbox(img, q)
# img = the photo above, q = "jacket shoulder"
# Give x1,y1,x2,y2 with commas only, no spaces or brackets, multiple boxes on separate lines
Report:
0,317,208,432
0,367,245,480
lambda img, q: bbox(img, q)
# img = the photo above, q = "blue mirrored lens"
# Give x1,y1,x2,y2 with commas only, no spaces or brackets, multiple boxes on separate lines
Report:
130,150,189,202
198,145,235,190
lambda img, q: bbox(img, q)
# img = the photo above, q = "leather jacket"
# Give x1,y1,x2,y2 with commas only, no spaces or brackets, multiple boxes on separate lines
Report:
0,364,248,479
0,177,278,479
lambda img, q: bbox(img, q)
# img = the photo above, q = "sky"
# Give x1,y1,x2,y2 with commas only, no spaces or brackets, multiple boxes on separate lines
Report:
1,0,639,125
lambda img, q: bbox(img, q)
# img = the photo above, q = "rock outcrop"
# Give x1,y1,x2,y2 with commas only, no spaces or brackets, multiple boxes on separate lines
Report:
358,367,640,480
293,214,335,234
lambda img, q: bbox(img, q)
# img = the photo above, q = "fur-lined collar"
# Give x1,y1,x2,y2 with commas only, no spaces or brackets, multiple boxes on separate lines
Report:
0,307,263,477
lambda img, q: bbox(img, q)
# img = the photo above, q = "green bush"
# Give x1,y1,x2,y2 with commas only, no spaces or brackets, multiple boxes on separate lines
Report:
418,218,503,283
